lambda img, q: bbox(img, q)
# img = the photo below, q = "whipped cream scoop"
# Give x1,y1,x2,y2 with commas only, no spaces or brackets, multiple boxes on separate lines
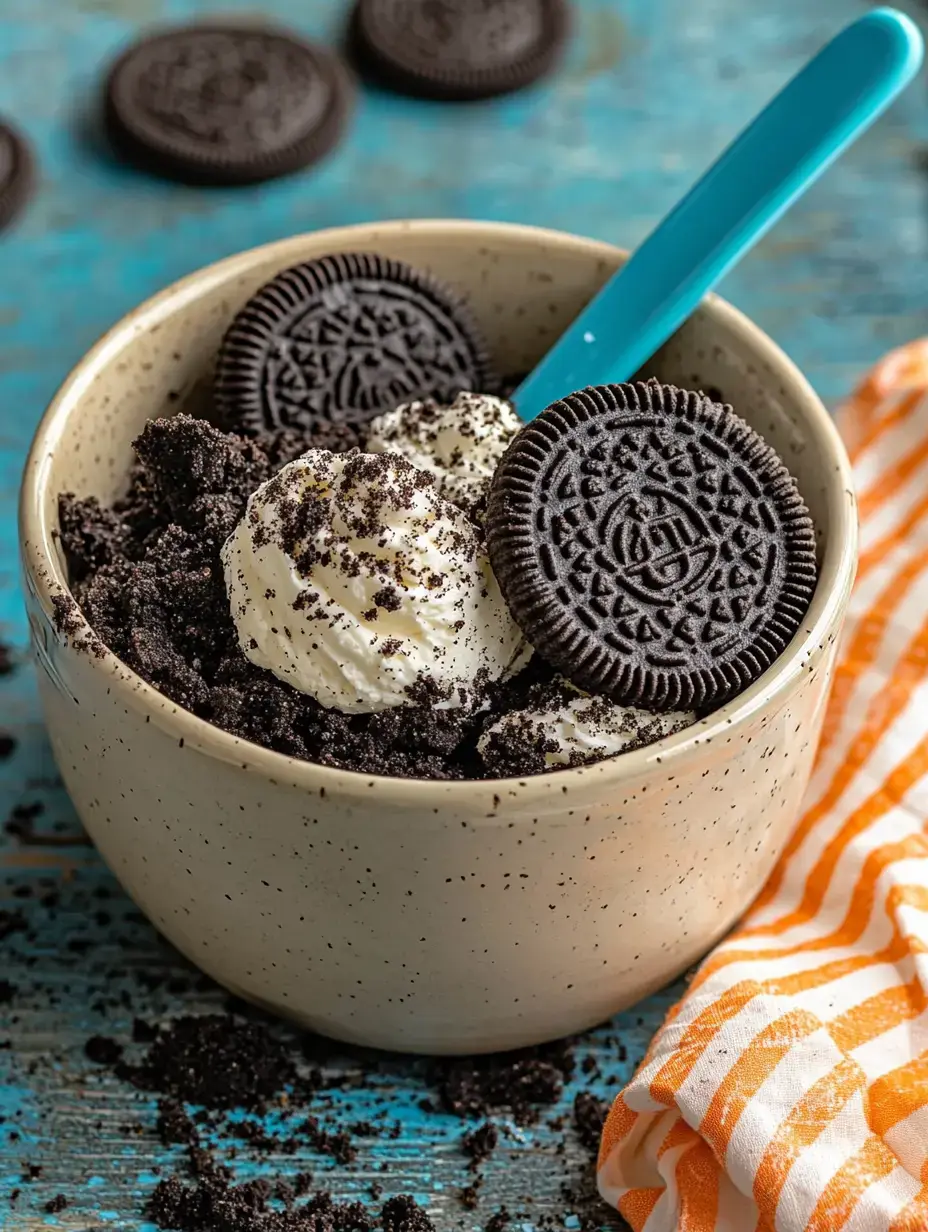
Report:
365,391,520,516
479,688,695,773
222,449,525,714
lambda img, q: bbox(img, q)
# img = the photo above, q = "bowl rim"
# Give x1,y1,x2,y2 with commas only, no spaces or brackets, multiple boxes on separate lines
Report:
19,218,858,806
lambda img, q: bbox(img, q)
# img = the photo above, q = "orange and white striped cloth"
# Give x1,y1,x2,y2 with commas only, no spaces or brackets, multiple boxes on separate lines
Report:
597,340,928,1232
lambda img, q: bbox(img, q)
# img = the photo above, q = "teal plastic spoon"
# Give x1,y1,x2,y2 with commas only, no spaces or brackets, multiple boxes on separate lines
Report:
514,8,924,421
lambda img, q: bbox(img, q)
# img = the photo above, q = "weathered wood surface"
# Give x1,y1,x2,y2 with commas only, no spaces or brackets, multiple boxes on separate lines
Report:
1,0,925,1226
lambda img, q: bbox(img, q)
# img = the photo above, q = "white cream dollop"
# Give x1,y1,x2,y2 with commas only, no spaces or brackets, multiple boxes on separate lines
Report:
478,687,695,772
365,391,520,516
221,449,526,714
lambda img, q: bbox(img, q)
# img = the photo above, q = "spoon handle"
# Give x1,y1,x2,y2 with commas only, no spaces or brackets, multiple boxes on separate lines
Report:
514,8,924,421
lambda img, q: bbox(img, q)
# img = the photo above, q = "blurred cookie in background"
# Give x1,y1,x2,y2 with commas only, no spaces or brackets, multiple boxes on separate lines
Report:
0,120,34,231
103,22,355,185
350,0,570,100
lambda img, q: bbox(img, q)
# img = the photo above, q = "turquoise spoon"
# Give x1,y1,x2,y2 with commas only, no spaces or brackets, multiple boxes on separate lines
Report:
514,8,924,421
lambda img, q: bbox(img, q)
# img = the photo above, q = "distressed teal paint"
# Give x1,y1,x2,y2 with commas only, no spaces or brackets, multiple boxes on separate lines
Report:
0,0,925,1226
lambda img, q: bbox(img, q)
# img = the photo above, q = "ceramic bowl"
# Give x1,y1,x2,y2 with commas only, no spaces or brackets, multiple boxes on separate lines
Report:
19,220,857,1054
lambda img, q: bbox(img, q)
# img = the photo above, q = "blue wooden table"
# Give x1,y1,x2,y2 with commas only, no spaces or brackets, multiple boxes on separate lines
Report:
1,0,926,1227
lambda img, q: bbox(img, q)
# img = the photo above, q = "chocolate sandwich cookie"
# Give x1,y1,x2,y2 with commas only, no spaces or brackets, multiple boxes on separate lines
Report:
486,382,818,712
351,0,569,100
215,252,494,435
0,120,34,232
104,23,353,185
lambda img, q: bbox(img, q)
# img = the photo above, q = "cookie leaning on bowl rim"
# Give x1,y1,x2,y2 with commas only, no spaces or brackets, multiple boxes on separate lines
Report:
486,381,818,712
215,251,496,436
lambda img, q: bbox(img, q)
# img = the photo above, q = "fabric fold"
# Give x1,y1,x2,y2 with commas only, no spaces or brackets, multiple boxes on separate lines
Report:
598,342,928,1232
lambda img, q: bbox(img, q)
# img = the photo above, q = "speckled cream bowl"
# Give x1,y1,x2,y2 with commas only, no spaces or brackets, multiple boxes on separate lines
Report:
20,220,856,1055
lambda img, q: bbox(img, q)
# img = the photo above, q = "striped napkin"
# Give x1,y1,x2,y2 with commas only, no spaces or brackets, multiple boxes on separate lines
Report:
597,340,928,1232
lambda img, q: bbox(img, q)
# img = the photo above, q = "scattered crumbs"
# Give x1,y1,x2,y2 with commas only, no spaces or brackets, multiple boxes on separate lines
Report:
50,593,83,636
84,1035,124,1065
461,1120,499,1168
115,1014,299,1112
155,1098,197,1147
56,413,639,780
436,1037,573,1126
573,1092,610,1152
147,1173,375,1232
381,1194,436,1232
485,1207,512,1232
459,1181,481,1208
132,1016,159,1043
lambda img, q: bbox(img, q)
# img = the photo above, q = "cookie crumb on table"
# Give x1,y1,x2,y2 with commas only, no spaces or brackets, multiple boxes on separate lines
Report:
116,1013,300,1112
49,993,620,1230
573,1090,610,1152
461,1120,499,1167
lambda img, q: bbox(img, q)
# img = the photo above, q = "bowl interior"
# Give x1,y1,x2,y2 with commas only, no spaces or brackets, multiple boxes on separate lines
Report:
31,221,850,736
40,224,838,545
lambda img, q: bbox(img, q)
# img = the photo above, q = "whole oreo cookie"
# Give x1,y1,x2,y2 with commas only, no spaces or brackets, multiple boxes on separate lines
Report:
351,0,569,100
0,120,34,232
215,252,494,435
487,382,818,712
104,23,353,185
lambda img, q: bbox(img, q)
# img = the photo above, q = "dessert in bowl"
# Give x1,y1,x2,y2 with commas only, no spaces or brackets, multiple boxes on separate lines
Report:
20,220,856,1053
